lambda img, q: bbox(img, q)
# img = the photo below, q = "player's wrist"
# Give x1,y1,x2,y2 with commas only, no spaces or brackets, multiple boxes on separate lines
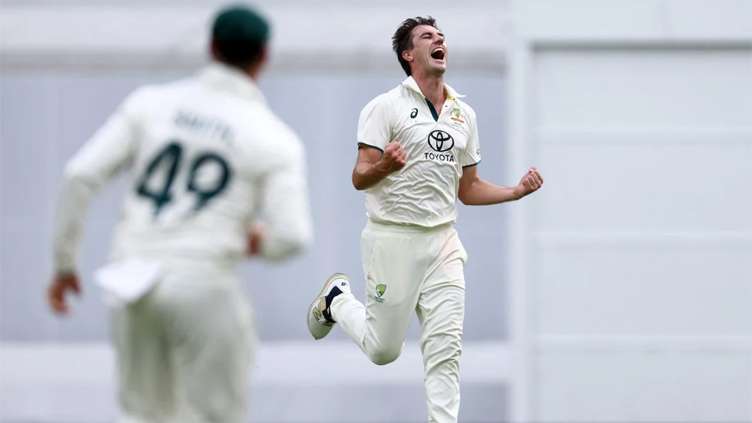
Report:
372,159,395,176
512,184,526,200
54,265,77,279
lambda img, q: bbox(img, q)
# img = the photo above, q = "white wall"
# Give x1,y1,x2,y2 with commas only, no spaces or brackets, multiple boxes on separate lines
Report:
510,0,752,421
0,0,511,71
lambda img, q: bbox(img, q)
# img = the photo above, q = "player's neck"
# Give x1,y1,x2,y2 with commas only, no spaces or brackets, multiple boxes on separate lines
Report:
245,62,264,81
413,73,446,110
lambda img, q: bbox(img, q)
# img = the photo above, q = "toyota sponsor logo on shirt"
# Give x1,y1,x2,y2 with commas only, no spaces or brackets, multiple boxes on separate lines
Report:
427,130,454,152
425,129,456,163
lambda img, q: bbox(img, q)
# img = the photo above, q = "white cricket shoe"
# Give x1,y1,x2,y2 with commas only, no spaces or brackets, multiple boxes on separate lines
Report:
307,273,351,340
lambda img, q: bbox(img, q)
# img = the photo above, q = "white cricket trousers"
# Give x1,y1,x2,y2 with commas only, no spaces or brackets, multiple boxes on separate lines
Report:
331,220,467,423
110,259,255,423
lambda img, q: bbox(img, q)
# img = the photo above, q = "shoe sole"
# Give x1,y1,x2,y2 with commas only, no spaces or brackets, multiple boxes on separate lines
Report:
307,273,349,340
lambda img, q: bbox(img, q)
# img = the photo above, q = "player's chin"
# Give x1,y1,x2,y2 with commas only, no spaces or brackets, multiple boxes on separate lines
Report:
429,61,447,74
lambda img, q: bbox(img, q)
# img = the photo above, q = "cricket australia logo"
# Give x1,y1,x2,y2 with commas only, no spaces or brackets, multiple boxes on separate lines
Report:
427,129,454,152
375,283,387,303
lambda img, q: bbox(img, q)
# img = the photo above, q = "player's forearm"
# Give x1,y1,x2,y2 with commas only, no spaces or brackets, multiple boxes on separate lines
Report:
52,170,97,274
458,178,522,205
352,160,392,190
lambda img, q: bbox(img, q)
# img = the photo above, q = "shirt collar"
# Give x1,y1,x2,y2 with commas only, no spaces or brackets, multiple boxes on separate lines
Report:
401,76,465,100
198,62,266,103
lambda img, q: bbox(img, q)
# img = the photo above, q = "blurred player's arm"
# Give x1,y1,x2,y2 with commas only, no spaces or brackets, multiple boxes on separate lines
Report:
458,165,543,206
252,139,313,261
49,91,140,314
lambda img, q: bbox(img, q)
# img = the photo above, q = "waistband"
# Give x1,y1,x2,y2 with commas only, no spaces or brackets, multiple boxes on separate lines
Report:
365,218,454,234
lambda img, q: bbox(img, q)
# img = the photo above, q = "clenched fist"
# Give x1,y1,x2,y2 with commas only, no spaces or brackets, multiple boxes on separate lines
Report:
514,167,544,199
376,141,407,174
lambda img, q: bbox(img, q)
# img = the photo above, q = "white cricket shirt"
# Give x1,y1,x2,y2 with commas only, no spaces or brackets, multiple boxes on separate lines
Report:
53,63,313,273
357,76,482,228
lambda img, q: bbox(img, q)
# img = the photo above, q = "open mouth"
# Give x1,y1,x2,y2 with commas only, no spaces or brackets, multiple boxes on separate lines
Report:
430,48,445,61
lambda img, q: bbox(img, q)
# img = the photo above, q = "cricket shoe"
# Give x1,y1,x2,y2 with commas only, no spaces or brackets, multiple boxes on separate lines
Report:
307,273,351,340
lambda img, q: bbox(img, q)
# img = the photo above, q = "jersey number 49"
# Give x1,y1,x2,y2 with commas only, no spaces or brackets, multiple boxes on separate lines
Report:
135,141,232,216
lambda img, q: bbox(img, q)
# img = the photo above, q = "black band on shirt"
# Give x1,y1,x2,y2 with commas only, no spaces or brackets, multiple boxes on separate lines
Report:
357,142,384,153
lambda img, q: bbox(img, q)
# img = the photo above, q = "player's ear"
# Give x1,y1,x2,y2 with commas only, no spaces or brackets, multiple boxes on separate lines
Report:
210,39,222,62
258,45,269,66
401,49,413,63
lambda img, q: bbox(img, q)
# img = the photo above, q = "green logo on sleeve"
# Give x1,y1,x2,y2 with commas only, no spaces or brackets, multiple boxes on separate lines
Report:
375,284,387,302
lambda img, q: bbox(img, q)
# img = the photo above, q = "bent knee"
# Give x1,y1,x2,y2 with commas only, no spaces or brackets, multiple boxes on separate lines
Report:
367,346,401,366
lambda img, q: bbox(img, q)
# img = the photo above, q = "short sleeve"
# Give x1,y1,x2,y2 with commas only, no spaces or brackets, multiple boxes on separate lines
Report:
356,94,392,152
460,106,482,167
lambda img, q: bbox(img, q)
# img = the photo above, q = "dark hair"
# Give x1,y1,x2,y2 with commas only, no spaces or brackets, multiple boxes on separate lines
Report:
211,6,270,69
392,16,438,76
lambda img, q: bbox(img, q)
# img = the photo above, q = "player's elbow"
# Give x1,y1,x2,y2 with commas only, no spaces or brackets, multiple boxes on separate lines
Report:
458,188,472,205
352,173,368,191
261,242,301,261
63,162,87,183
458,180,482,205
368,348,401,366
62,162,99,193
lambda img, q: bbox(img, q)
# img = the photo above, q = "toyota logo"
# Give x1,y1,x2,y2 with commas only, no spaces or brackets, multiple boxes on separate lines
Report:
427,130,454,152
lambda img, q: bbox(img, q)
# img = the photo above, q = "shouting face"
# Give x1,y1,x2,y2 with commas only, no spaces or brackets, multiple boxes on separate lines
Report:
402,24,447,76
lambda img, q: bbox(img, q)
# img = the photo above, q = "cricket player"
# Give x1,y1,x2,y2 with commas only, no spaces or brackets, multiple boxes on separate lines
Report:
47,6,312,423
307,16,543,422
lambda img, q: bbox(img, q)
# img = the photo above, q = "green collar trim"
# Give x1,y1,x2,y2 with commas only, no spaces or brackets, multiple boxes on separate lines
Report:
425,99,439,122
